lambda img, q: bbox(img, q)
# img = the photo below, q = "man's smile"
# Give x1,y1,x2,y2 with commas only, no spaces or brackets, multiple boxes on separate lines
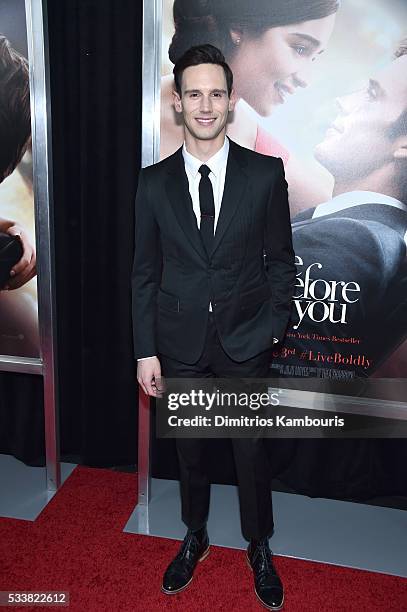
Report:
195,117,217,126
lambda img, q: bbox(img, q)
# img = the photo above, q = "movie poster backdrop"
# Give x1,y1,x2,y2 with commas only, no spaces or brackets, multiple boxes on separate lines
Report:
159,0,407,381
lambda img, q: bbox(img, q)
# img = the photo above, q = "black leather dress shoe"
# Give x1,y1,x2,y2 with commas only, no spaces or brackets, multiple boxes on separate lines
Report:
247,538,284,610
161,528,210,594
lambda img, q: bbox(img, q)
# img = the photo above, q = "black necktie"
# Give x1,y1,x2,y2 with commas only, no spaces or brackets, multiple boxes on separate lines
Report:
198,164,215,255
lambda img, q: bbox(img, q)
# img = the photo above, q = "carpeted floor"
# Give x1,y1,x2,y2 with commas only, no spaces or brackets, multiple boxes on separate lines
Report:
0,466,406,611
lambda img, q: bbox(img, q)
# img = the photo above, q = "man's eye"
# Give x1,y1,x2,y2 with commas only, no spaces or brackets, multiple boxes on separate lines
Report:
293,45,308,56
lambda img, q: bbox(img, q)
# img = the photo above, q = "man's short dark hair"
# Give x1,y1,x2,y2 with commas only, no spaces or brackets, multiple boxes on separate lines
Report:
0,35,31,184
173,44,233,96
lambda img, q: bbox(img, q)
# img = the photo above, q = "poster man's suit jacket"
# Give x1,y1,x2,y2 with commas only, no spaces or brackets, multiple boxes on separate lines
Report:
131,139,296,364
277,202,407,376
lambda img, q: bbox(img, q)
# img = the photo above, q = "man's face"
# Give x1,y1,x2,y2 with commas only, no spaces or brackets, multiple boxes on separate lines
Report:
315,54,407,181
173,63,235,142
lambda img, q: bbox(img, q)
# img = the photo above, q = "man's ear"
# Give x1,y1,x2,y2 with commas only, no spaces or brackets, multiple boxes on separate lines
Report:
394,146,407,160
230,29,243,47
172,89,182,113
394,134,407,160
228,87,237,112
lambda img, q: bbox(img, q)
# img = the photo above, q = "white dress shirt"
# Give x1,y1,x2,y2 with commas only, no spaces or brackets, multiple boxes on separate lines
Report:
182,136,229,232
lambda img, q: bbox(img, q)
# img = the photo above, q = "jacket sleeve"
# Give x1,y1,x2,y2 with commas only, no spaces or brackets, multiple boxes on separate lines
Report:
131,168,162,359
264,158,296,342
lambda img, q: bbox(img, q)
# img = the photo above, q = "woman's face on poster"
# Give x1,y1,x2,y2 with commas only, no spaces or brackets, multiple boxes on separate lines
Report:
230,13,336,116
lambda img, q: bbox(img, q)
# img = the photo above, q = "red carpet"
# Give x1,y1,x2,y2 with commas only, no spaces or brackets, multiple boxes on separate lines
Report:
0,466,406,611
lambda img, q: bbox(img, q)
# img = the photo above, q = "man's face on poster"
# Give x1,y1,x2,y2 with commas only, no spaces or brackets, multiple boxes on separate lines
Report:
315,54,407,183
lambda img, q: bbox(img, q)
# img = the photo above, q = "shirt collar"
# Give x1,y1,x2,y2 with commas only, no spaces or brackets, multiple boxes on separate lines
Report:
182,136,229,179
313,190,407,218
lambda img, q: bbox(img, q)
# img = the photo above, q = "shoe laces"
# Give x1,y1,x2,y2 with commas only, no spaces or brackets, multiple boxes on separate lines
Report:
178,531,199,564
253,541,274,582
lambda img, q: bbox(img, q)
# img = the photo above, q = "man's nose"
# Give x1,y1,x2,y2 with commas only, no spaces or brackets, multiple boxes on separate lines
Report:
200,95,213,112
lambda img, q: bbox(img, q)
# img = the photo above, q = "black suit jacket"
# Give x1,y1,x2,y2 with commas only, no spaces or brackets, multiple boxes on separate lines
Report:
275,202,407,376
131,139,296,364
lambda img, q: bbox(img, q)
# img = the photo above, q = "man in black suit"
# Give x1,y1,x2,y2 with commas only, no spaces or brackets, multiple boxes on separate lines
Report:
272,41,407,380
131,45,295,610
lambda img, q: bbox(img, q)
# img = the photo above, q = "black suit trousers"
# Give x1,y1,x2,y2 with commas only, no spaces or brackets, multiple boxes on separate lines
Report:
159,313,274,542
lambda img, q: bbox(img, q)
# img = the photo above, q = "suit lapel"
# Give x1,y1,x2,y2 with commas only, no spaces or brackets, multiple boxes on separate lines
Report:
165,147,208,262
210,140,248,258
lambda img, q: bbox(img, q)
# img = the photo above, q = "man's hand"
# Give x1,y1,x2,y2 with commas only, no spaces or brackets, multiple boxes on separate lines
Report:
137,356,163,397
4,224,37,290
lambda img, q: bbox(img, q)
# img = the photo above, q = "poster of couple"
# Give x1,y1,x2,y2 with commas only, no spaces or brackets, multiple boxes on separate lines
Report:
157,0,407,381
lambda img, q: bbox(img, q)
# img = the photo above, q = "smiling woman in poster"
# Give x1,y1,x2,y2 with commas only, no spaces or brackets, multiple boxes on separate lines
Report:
160,0,340,215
